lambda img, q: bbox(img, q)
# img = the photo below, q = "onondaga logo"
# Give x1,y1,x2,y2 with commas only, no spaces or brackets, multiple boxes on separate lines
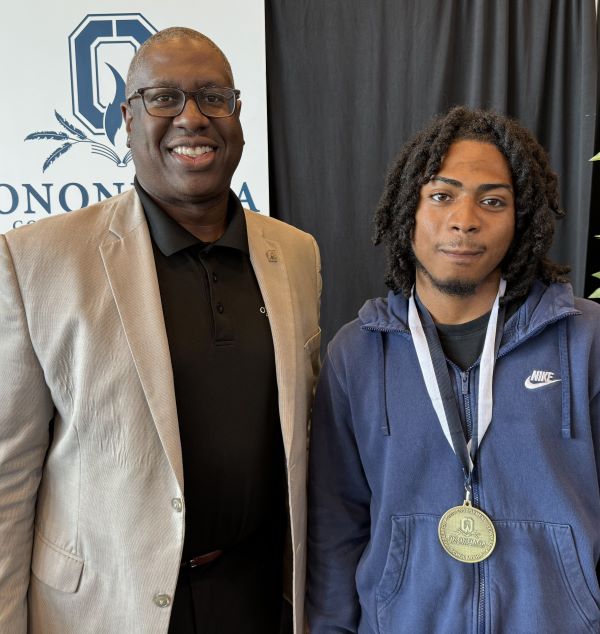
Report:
25,14,156,171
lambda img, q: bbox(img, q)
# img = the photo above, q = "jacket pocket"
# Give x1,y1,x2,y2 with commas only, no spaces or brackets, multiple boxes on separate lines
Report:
489,520,600,633
304,327,322,355
304,327,322,381
31,529,84,594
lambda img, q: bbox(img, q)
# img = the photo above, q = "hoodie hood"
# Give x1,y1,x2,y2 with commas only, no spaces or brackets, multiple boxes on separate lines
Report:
358,280,579,348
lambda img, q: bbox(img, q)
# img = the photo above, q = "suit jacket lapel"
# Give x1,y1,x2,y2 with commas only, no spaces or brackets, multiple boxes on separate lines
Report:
246,212,297,460
99,191,183,490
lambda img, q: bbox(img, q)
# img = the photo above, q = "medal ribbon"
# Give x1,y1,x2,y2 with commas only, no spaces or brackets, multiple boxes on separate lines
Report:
407,279,506,488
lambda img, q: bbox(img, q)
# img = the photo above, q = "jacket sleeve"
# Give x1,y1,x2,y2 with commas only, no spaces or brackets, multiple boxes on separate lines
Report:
0,235,54,632
307,348,371,633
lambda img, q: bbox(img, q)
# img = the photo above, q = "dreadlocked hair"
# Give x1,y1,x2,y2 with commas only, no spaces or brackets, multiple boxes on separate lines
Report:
373,106,570,302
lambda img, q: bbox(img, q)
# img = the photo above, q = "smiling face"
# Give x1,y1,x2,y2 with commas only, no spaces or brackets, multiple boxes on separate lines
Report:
122,37,244,211
412,139,515,304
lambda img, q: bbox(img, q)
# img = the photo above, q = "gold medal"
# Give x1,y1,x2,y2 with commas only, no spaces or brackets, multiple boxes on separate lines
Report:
438,500,496,563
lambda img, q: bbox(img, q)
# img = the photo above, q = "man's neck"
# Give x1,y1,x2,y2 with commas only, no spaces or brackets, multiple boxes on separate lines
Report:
415,273,501,325
145,188,230,243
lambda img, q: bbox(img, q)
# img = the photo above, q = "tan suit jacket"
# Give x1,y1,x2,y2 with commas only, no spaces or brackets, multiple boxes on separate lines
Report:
0,189,321,634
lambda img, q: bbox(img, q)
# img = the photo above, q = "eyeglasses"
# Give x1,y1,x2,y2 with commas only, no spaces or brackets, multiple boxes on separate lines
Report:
127,86,241,119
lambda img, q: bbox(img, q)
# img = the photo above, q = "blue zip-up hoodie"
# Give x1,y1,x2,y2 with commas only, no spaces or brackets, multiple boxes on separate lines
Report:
307,282,600,634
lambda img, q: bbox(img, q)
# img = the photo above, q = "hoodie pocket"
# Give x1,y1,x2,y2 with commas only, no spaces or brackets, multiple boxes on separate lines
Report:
375,515,600,634
375,514,473,633
488,520,600,633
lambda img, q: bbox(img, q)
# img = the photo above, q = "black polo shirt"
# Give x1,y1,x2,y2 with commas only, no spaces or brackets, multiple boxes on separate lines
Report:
135,181,285,562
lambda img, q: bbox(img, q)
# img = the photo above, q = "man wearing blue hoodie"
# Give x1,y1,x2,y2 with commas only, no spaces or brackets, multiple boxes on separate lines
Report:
307,107,600,633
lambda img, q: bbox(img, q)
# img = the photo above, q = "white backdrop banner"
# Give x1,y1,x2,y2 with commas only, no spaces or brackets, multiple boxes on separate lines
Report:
0,3,269,233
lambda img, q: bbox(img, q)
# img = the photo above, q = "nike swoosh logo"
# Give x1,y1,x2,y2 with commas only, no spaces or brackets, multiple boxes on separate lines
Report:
524,378,561,390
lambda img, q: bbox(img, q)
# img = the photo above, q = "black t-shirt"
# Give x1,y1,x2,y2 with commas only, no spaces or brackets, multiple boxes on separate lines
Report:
436,311,491,370
435,299,520,370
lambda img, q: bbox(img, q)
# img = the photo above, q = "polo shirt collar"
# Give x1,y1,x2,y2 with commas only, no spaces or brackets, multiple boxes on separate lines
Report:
134,178,249,257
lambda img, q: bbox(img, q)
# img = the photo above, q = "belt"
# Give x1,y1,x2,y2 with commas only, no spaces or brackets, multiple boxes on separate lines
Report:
181,549,223,569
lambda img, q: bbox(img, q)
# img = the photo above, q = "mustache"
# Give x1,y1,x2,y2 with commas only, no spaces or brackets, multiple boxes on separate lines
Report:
437,240,486,251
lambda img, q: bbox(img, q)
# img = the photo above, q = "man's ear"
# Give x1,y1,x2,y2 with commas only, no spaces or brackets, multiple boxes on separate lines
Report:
121,103,133,134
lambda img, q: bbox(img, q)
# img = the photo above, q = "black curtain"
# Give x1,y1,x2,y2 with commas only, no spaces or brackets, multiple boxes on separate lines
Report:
586,8,600,299
266,0,598,346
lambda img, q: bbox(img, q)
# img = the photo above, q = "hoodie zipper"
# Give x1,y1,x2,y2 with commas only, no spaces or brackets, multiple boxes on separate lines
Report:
461,368,485,634
362,325,410,336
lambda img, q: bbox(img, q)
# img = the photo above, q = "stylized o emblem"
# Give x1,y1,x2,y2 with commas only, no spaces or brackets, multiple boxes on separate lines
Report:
461,517,474,533
68,14,156,137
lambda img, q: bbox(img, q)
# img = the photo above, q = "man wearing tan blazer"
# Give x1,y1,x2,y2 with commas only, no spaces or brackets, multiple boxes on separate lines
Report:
0,28,320,634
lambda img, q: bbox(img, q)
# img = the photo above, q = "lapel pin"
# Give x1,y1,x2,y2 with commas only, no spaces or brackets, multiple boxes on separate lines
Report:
266,250,278,262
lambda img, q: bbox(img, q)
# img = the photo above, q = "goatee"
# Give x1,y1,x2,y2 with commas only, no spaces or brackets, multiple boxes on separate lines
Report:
415,259,478,297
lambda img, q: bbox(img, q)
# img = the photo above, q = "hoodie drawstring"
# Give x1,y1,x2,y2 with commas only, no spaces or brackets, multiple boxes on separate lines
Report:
377,332,391,436
558,318,572,439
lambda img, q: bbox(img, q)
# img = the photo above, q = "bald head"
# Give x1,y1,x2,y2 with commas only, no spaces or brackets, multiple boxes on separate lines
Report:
126,27,234,96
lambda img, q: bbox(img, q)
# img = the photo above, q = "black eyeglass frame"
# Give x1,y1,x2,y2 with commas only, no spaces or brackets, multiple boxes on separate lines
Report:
127,86,241,119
